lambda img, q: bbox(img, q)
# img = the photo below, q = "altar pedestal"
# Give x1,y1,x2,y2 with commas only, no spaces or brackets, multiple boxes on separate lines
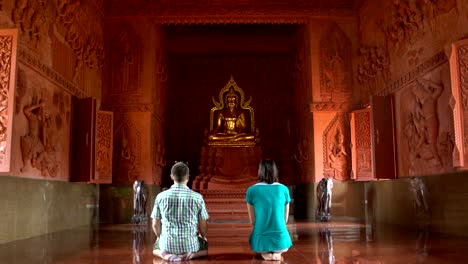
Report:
193,145,262,220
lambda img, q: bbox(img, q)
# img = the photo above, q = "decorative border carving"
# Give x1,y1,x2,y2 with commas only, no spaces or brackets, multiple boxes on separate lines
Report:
377,51,447,96
18,48,87,98
96,111,113,183
104,103,154,113
105,4,356,21
153,15,310,25
450,39,468,168
0,29,17,172
322,114,339,174
310,102,352,112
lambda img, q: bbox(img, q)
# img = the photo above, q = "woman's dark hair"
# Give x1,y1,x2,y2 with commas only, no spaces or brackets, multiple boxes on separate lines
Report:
258,159,278,184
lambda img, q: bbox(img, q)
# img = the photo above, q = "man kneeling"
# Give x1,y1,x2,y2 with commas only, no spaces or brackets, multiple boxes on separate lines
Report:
151,162,209,262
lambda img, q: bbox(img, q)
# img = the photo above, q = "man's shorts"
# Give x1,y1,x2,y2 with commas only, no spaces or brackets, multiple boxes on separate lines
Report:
153,236,208,252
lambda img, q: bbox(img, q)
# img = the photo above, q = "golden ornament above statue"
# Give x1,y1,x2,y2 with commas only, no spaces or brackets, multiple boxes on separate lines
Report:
206,76,259,146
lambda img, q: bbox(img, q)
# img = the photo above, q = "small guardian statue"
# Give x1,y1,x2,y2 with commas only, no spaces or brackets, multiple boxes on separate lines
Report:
316,177,333,222
132,180,148,224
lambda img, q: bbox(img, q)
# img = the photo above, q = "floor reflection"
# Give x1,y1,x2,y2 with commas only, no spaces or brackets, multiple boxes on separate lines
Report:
318,225,335,264
133,224,148,264
1,220,468,263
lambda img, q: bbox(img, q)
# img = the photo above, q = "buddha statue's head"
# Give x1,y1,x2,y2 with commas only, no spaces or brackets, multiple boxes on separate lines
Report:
225,89,239,109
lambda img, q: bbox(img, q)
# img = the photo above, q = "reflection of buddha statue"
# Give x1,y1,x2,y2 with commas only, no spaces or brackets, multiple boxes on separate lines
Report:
206,77,258,146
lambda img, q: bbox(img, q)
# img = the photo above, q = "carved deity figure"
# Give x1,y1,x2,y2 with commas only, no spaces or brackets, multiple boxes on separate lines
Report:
120,129,135,171
328,127,349,180
132,180,148,224
323,51,348,101
411,78,443,166
316,178,333,222
206,77,258,146
20,99,59,176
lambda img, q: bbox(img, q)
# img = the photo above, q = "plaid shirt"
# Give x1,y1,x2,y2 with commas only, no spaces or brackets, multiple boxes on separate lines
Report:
151,184,209,254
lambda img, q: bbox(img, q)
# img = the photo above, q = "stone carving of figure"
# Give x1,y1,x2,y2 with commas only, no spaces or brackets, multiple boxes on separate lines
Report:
120,129,135,171
412,77,443,166
20,99,60,176
132,180,148,224
328,128,349,180
323,51,348,100
316,178,333,222
117,41,134,93
208,88,255,143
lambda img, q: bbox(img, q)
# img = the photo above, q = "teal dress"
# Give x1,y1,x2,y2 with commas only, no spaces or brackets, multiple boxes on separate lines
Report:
246,182,292,252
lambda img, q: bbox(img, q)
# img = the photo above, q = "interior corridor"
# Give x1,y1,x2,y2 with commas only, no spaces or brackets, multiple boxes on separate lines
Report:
1,219,467,264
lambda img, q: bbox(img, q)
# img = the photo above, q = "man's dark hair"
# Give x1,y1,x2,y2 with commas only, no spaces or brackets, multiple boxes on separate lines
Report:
171,162,189,183
258,159,278,184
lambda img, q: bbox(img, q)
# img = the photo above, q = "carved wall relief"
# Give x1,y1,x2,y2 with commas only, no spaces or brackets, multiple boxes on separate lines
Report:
378,0,456,56
18,84,70,178
319,23,352,102
96,111,113,182
113,119,141,183
357,44,390,101
379,0,423,55
399,65,454,176
323,113,351,181
420,0,457,35
0,30,17,172
55,0,105,71
12,0,48,49
111,27,141,95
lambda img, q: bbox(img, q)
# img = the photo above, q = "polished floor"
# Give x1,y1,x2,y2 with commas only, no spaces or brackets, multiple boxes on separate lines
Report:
1,219,468,263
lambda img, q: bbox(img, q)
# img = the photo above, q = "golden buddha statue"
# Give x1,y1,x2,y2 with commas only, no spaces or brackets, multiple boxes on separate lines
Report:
206,77,258,146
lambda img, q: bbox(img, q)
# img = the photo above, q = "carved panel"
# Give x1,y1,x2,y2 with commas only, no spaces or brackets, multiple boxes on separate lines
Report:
319,23,352,102
17,75,71,178
110,27,141,96
350,108,372,180
379,0,423,55
420,0,456,35
449,39,468,168
357,45,390,101
11,0,49,49
96,111,113,183
378,0,456,56
323,113,351,181
0,29,18,172
399,69,454,176
113,119,141,183
55,0,105,71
